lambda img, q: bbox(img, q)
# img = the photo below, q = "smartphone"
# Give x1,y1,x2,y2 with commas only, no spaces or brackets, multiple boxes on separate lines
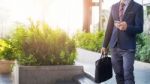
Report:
114,20,120,27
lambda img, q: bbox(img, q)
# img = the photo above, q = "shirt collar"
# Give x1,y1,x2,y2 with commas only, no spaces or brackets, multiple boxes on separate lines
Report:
125,0,131,6
120,0,131,6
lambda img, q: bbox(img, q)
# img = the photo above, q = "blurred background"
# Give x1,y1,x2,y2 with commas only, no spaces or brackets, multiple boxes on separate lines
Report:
0,0,149,37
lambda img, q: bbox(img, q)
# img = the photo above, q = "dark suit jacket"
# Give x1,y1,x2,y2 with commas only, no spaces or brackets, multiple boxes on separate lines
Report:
103,0,143,49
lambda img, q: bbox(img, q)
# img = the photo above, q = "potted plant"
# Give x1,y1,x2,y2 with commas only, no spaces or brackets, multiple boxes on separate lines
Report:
0,39,15,74
11,21,84,84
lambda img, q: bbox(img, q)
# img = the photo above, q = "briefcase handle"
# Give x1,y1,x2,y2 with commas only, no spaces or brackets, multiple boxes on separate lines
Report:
99,48,108,59
100,53,108,59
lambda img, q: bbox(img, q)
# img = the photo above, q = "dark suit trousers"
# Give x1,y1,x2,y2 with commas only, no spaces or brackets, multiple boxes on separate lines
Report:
110,48,135,84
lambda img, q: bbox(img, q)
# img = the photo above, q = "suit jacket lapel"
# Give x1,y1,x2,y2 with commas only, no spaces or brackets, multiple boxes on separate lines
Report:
115,3,120,20
123,0,134,20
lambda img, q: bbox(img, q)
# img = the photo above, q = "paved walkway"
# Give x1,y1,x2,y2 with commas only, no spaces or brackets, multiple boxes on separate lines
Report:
75,48,150,84
0,74,12,84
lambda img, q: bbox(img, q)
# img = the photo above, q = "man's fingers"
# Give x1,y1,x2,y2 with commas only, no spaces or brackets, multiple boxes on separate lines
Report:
119,21,127,30
101,48,108,55
101,49,104,54
100,48,105,55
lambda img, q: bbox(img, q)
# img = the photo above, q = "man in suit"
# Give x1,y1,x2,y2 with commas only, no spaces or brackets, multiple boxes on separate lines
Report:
101,0,143,84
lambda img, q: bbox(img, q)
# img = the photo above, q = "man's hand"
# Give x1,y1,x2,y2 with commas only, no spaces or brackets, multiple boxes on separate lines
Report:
118,21,128,31
100,47,108,55
119,21,127,31
114,21,127,31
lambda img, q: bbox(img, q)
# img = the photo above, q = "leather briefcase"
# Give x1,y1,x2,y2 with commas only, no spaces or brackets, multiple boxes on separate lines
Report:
95,55,113,83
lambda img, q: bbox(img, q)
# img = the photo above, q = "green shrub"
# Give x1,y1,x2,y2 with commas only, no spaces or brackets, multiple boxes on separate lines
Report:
136,33,150,63
74,31,104,52
10,21,76,65
138,34,150,63
136,34,145,60
0,39,15,60
139,44,150,62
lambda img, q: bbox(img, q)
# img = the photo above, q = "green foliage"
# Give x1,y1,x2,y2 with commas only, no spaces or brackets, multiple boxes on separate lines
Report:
139,44,150,62
0,39,15,60
136,33,150,63
9,21,76,65
136,34,145,60
74,31,104,52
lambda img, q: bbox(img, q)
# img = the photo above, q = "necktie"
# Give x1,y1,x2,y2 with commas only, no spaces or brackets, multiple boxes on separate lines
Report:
119,3,125,21
116,3,125,47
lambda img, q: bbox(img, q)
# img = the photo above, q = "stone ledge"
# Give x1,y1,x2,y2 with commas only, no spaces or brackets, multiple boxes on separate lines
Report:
12,64,84,84
73,73,97,84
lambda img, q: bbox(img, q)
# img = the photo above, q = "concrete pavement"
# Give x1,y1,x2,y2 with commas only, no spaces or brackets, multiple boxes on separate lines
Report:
0,74,12,84
76,48,150,84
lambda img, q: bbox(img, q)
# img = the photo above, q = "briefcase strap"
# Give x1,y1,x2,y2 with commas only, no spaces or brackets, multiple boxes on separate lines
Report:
100,54,108,59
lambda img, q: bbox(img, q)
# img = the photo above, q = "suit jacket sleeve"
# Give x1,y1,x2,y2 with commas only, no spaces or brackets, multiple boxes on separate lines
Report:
103,6,114,48
126,5,143,35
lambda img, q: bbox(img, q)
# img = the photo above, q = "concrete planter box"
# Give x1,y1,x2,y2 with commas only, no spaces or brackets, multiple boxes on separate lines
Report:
12,64,84,84
0,60,14,74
